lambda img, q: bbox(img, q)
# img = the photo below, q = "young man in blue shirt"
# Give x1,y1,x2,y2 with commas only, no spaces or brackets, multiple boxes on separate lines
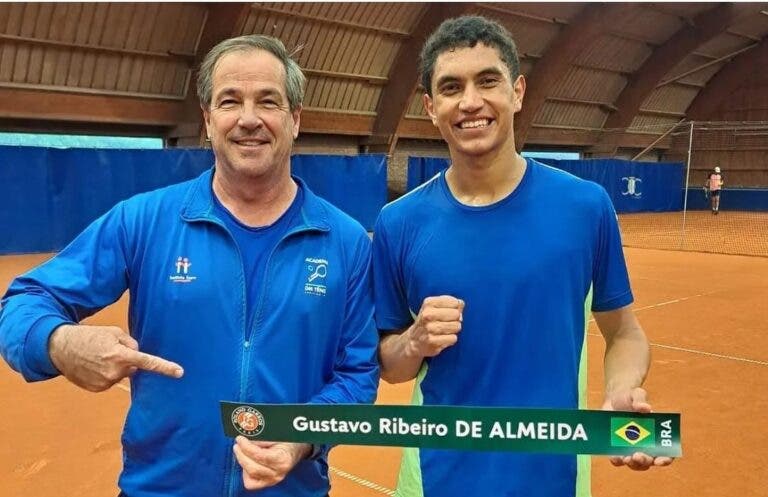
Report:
0,35,379,497
373,16,672,497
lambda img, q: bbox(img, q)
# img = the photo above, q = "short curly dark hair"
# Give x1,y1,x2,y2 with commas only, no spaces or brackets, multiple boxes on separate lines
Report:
420,16,520,96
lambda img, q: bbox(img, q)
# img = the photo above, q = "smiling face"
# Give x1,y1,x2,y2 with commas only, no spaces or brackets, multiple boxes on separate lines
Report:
203,49,301,183
423,43,525,163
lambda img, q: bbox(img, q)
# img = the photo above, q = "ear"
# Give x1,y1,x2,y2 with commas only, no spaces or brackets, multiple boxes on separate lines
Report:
202,105,212,140
512,75,526,113
291,105,302,139
423,93,438,127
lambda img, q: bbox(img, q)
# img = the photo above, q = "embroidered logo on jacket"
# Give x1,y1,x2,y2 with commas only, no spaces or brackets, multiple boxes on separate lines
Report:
305,257,328,296
169,256,197,283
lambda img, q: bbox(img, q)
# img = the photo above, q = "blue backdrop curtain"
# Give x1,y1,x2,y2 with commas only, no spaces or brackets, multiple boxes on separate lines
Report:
407,156,684,213
0,147,386,254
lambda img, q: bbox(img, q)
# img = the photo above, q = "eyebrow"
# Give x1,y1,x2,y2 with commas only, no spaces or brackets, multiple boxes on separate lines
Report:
476,68,505,78
435,67,505,88
213,86,284,101
256,87,283,100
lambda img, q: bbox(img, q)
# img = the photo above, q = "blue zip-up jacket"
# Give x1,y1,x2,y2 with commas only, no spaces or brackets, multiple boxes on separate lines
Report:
0,169,380,497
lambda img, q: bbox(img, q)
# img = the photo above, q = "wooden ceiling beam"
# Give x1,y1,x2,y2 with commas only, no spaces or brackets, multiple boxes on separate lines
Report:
0,117,168,137
526,127,601,147
674,80,706,89
0,33,194,61
605,30,658,47
361,2,469,154
173,3,251,145
639,108,687,118
397,117,442,140
522,51,633,77
572,63,633,76
657,42,759,88
300,109,374,136
303,68,387,86
530,124,675,149
643,3,693,22
0,87,183,125
515,3,639,150
0,81,181,101
547,96,618,112
589,3,740,156
476,3,569,26
686,37,768,120
250,4,410,38
727,29,761,42
387,117,675,150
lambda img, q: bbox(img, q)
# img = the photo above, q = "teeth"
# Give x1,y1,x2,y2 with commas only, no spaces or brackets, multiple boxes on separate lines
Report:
460,119,490,129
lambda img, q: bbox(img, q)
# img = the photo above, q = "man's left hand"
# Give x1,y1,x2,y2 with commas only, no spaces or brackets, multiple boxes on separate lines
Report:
602,387,674,471
233,437,311,490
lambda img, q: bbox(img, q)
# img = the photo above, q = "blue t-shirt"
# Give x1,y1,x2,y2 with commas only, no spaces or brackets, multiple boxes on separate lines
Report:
372,159,633,497
213,183,303,332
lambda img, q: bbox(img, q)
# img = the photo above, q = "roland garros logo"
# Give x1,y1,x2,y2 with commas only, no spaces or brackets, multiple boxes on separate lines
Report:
232,406,265,437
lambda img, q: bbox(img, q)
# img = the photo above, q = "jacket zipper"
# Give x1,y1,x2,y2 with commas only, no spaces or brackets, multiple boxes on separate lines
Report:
196,218,247,497
224,220,324,497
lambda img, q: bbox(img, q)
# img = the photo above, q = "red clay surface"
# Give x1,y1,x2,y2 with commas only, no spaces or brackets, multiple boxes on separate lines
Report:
1,247,767,497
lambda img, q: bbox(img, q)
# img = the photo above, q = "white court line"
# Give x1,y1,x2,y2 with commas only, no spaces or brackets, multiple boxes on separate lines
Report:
587,331,768,366
587,291,768,366
587,292,714,325
642,342,768,366
329,467,395,496
633,292,716,312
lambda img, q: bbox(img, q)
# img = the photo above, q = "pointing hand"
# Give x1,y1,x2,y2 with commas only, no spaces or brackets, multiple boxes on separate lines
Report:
49,324,184,392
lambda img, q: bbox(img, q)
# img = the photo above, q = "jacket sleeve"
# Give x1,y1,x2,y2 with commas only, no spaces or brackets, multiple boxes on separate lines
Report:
0,203,131,382
309,230,380,405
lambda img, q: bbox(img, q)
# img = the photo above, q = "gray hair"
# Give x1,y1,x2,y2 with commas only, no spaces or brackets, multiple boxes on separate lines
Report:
197,34,306,111
420,16,521,96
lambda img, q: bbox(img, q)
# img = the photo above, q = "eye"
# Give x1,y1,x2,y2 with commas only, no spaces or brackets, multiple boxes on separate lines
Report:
439,83,460,95
261,99,280,109
217,98,238,108
479,76,500,87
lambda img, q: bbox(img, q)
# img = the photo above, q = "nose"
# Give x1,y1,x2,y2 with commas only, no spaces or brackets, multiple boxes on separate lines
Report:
237,101,262,129
458,83,483,113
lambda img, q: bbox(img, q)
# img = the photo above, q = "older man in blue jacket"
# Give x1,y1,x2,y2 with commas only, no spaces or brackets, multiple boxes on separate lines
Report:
0,35,379,497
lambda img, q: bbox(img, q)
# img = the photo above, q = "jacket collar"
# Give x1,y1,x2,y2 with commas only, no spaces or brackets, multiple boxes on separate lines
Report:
180,168,331,232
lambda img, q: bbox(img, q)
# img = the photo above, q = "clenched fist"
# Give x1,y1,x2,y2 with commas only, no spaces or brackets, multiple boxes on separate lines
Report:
406,295,464,358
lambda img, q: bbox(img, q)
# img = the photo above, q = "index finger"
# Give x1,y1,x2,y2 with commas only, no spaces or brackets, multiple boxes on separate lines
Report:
125,349,184,378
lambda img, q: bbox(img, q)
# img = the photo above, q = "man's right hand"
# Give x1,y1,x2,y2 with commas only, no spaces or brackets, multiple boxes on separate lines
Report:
406,295,464,358
49,324,184,392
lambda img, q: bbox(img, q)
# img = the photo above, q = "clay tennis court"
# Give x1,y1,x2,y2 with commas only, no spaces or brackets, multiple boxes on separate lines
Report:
1,213,766,497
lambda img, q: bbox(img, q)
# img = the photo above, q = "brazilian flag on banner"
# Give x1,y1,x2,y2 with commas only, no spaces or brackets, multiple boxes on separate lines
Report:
611,417,656,447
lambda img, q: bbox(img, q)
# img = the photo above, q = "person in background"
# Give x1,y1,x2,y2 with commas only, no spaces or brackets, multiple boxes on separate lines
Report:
0,34,379,497
707,165,724,214
372,16,672,497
